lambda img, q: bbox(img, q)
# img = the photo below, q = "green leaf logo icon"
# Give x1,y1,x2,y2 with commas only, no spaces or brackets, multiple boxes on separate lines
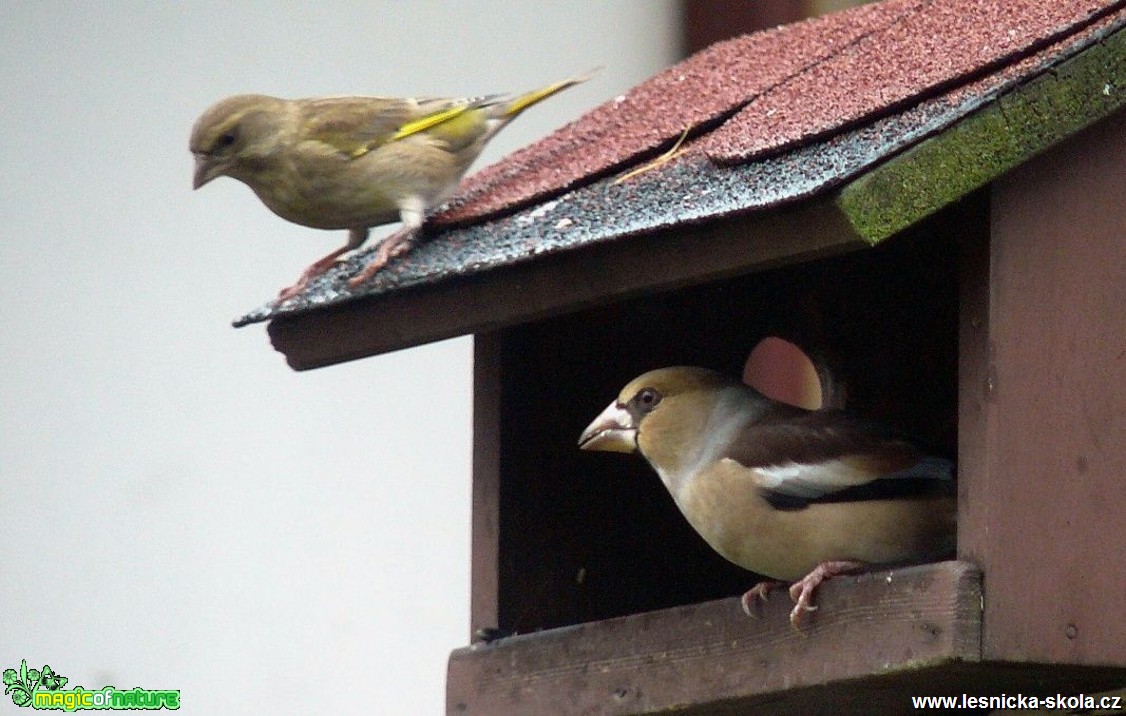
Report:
3,659,69,707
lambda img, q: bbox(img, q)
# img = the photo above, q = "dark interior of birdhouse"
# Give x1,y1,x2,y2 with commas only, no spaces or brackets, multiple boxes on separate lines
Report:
487,197,977,635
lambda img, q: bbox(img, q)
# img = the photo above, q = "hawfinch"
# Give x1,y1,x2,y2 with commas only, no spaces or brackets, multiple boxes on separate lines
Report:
578,366,956,626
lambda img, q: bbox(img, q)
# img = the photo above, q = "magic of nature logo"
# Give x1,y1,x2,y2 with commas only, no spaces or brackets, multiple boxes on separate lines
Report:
3,660,179,711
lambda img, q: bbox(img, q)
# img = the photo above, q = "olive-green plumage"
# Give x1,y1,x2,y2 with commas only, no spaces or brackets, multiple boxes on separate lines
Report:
190,72,594,299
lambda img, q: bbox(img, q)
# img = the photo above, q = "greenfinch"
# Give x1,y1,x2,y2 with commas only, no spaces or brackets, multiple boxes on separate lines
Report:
579,367,956,626
190,72,594,301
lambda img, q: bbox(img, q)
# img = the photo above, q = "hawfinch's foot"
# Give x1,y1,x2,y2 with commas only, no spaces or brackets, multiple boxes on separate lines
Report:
787,560,868,627
740,580,783,618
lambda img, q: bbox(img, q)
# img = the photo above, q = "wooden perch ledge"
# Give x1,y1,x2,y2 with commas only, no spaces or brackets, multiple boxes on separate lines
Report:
447,561,1125,715
449,562,981,714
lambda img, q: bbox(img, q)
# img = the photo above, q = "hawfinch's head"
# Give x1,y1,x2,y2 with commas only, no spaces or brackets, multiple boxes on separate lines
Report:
578,367,740,454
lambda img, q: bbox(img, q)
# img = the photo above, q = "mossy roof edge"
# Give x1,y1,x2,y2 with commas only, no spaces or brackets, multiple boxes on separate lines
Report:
836,24,1126,244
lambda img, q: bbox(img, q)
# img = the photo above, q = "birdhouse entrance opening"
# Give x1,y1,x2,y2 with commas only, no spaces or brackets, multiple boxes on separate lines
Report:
474,194,975,637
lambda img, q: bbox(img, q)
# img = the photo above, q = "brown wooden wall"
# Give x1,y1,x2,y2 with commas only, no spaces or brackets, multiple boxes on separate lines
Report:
960,113,1126,666
681,0,874,55
454,114,1126,715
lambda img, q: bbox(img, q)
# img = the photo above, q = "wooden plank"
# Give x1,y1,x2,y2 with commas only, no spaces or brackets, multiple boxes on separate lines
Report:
955,180,993,584
976,111,1126,665
470,333,502,640
267,203,867,370
447,562,982,715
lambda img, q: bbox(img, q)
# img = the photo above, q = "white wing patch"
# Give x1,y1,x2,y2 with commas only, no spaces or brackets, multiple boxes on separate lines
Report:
749,455,953,500
751,459,876,498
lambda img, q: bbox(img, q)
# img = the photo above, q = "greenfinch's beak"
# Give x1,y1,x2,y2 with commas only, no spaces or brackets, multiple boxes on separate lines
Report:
578,401,637,453
192,154,221,190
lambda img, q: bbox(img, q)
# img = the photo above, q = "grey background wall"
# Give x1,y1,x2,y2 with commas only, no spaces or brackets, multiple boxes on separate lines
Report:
0,3,678,712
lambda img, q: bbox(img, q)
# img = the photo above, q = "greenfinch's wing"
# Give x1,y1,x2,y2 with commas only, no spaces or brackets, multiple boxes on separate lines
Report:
299,96,496,159
298,97,417,157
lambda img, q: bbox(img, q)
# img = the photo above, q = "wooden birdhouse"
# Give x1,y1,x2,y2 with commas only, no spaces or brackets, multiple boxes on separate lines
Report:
236,0,1126,712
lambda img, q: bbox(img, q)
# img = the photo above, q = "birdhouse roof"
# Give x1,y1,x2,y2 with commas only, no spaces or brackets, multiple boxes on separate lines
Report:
235,0,1126,370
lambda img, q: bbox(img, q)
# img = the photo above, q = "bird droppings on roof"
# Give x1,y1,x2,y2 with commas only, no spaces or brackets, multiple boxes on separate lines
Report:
233,0,1126,328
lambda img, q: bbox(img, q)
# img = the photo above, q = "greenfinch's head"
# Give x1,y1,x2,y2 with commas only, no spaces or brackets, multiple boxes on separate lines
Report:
190,94,287,189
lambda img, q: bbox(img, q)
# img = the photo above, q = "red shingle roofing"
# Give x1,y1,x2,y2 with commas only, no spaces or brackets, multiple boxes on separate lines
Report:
432,0,921,226
437,0,1120,225
235,0,1126,327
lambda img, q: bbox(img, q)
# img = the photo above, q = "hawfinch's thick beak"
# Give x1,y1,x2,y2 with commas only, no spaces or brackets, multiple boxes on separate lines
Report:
192,154,221,190
578,401,637,453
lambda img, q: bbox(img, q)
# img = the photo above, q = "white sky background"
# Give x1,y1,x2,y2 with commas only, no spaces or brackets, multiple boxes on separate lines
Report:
0,3,678,712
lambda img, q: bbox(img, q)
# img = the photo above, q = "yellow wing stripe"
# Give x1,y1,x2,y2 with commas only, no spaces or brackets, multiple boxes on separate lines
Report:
355,68,599,156
389,104,473,142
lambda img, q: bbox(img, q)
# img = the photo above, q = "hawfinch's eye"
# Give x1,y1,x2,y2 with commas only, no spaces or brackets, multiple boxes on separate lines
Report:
636,388,662,411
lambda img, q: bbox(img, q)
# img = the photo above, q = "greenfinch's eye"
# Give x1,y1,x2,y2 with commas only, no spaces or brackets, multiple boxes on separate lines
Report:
216,131,237,149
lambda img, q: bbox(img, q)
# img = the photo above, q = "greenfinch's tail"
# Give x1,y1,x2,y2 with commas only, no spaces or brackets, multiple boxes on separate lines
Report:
388,68,600,146
502,67,602,118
